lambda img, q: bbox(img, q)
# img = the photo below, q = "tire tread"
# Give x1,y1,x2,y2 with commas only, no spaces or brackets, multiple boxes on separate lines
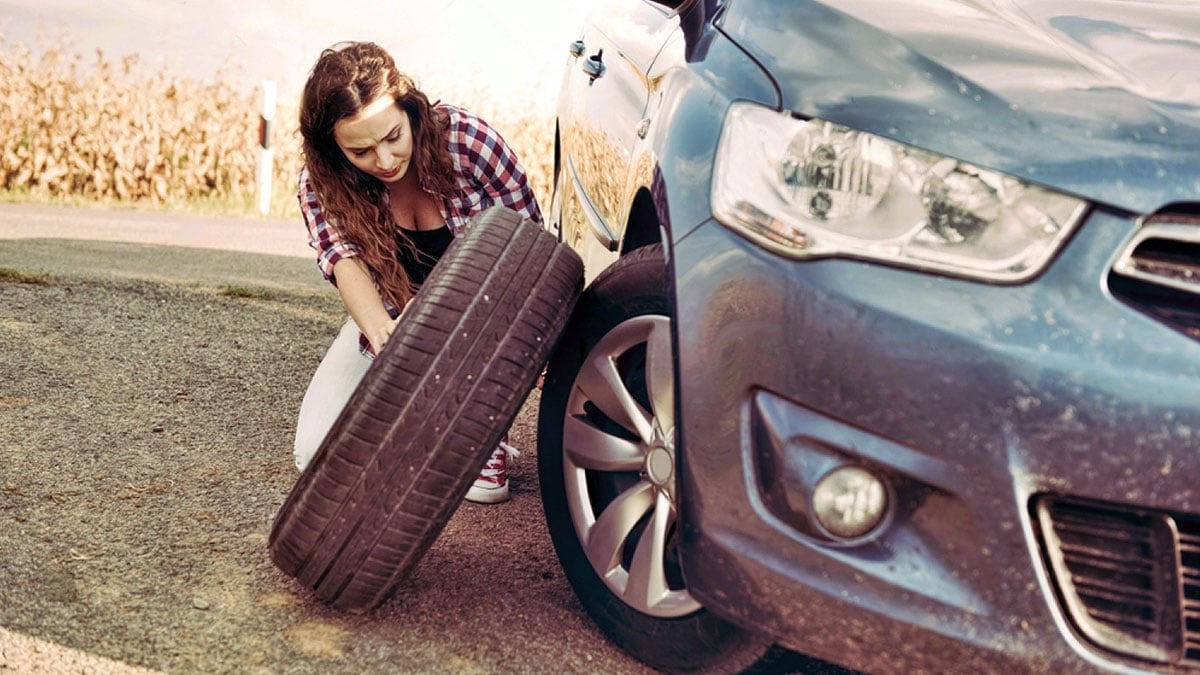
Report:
269,207,583,612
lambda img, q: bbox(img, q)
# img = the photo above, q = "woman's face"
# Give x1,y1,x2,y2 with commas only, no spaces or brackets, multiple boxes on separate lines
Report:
333,95,414,183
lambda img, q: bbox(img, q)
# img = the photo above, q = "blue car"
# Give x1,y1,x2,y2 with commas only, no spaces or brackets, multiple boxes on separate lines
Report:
536,0,1200,673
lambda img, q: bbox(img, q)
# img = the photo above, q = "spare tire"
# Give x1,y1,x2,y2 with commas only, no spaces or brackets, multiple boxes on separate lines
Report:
268,206,584,613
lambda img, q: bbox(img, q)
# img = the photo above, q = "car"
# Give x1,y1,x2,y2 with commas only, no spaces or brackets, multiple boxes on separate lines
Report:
535,0,1200,673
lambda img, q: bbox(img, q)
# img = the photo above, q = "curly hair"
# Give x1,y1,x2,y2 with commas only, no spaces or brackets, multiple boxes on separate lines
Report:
298,41,455,310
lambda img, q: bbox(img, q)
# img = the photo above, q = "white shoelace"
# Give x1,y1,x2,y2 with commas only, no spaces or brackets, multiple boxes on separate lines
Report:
480,441,520,478
497,440,520,461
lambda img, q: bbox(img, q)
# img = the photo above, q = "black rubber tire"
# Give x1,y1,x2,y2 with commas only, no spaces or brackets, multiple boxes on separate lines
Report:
537,244,775,674
269,206,583,613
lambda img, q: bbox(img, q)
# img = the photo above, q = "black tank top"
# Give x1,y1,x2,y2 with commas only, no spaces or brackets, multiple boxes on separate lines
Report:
396,226,454,287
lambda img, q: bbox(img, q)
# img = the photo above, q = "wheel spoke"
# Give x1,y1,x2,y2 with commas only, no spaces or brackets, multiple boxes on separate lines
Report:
564,414,644,471
625,490,674,612
575,339,654,443
583,480,654,578
644,318,674,438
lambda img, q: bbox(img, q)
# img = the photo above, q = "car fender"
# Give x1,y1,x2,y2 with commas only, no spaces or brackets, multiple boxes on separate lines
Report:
628,19,778,253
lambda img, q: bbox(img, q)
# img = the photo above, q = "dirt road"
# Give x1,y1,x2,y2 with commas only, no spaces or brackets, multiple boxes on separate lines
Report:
0,208,655,674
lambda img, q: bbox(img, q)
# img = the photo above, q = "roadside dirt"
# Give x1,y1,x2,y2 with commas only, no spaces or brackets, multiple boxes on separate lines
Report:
0,238,654,674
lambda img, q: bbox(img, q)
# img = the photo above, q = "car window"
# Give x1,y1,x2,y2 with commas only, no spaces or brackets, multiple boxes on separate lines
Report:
645,0,687,10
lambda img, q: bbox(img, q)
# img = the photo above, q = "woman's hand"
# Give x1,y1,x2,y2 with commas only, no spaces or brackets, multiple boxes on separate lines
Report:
366,314,404,354
332,257,405,355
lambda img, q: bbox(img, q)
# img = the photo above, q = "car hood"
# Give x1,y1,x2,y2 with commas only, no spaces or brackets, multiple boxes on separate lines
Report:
717,0,1200,214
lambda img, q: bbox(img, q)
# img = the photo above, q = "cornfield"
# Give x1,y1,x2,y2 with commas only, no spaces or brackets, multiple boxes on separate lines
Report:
0,37,554,221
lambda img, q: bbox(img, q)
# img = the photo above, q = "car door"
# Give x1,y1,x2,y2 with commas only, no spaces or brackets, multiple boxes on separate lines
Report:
557,0,693,279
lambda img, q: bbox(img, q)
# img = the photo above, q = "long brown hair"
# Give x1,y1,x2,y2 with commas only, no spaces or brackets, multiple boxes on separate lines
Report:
299,41,455,309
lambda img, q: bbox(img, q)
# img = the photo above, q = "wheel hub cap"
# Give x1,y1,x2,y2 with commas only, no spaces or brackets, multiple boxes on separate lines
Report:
645,445,673,486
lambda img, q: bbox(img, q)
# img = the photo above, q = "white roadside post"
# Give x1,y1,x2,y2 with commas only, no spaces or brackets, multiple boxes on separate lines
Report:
256,79,277,216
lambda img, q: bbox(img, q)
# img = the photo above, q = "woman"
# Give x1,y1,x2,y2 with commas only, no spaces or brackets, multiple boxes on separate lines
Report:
292,41,542,504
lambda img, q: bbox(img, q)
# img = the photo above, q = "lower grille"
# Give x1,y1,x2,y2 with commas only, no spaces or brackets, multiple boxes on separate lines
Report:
1182,521,1200,665
1109,215,1200,341
1037,497,1200,669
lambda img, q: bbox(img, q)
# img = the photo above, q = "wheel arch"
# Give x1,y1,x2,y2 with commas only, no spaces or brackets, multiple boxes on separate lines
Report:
620,184,664,256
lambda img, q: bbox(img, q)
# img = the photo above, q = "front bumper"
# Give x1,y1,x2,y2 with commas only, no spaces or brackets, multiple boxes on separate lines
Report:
670,205,1200,673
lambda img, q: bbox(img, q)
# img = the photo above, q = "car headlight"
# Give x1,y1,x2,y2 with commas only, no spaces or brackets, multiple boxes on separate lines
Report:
711,101,1089,282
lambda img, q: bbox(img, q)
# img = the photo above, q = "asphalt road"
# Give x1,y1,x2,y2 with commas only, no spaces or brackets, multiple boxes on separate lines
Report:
0,203,857,675
0,203,657,674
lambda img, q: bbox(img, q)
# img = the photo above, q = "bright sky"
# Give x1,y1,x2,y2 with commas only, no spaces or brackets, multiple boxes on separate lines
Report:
0,0,595,111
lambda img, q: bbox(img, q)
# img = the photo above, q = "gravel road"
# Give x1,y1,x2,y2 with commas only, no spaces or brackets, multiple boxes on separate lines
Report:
0,211,657,674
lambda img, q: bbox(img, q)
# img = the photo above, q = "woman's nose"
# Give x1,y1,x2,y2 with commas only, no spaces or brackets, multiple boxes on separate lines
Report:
376,147,394,169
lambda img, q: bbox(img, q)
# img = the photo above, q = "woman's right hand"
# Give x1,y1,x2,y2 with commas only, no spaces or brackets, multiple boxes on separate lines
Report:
333,257,406,356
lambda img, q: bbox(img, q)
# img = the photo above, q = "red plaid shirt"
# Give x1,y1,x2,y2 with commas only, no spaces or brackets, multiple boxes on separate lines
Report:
298,104,543,354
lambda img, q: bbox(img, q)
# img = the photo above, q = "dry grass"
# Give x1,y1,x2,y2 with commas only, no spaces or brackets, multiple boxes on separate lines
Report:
0,36,554,221
0,267,53,285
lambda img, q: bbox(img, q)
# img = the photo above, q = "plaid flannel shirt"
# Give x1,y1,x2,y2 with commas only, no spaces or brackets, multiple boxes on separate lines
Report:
298,104,543,355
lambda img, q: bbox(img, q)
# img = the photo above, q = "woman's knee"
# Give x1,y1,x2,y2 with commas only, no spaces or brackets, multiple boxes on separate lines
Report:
292,318,371,472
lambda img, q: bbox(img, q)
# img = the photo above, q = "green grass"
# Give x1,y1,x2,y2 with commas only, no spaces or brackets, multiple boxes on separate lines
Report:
0,267,52,285
218,285,278,301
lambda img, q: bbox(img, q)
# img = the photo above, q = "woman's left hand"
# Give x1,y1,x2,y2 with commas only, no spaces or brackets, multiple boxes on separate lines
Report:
377,314,403,349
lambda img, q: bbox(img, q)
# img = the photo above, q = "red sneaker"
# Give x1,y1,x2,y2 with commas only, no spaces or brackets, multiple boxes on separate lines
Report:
465,439,519,504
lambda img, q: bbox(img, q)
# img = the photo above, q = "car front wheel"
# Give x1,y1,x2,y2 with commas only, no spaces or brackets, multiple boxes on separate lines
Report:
538,244,775,674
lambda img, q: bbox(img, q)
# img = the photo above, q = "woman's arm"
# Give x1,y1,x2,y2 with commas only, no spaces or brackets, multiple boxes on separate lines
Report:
332,257,401,355
300,169,402,354
300,169,363,282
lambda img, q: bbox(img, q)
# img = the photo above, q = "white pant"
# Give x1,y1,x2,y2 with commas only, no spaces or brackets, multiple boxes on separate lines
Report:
293,317,372,471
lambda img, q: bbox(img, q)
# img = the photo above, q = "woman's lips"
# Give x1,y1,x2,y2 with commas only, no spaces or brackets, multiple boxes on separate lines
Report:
379,165,401,179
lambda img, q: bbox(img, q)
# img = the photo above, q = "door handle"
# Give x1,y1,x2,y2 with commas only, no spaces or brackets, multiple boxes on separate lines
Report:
582,49,605,81
569,40,585,58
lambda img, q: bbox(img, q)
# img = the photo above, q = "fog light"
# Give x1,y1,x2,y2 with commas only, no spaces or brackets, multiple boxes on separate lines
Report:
812,466,887,539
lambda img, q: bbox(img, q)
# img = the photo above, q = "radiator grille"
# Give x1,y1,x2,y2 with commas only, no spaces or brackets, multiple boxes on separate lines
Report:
1037,497,1200,669
1181,519,1200,665
1110,215,1200,341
